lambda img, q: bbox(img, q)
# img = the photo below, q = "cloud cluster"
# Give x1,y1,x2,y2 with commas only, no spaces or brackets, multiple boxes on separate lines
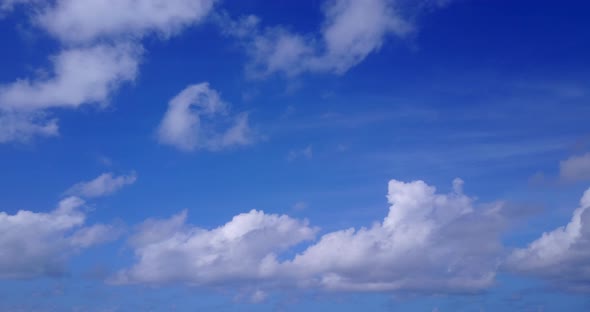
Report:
3,173,589,296
157,83,254,151
0,0,217,142
221,0,413,77
66,172,137,198
507,187,590,292
1,0,435,143
115,178,504,294
0,196,118,278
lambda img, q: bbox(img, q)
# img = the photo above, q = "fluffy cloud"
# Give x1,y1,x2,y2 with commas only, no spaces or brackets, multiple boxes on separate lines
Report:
221,0,413,77
115,178,504,294
113,209,317,285
506,187,590,292
0,197,119,279
66,172,137,198
157,83,255,151
560,153,590,182
36,0,217,43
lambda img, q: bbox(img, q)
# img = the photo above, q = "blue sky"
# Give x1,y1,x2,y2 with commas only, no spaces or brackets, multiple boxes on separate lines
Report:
1,0,590,311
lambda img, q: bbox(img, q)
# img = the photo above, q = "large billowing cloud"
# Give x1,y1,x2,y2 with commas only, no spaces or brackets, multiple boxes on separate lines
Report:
157,83,254,151
0,197,119,279
506,187,590,292
281,178,502,293
115,178,504,294
220,0,422,77
0,0,217,143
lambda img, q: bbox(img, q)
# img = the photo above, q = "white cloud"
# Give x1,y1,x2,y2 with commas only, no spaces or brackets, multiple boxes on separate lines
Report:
506,187,590,292
560,153,590,182
281,178,502,293
0,43,141,112
36,0,217,43
114,178,503,294
221,0,413,77
113,209,317,285
66,172,137,198
0,196,118,279
157,83,255,151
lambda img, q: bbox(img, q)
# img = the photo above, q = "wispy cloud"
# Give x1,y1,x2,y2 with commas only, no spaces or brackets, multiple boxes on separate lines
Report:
66,172,137,198
287,145,313,161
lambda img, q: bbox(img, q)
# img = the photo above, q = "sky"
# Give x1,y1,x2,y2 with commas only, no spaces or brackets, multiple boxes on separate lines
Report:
0,0,590,311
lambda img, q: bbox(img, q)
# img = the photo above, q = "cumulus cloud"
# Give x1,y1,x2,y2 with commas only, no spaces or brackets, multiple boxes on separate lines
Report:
157,83,255,151
560,153,590,183
113,209,317,285
506,187,590,292
0,196,119,279
220,0,413,77
66,172,137,198
115,178,503,294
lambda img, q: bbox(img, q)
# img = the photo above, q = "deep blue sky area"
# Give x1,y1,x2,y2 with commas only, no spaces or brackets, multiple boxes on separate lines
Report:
1,0,590,311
